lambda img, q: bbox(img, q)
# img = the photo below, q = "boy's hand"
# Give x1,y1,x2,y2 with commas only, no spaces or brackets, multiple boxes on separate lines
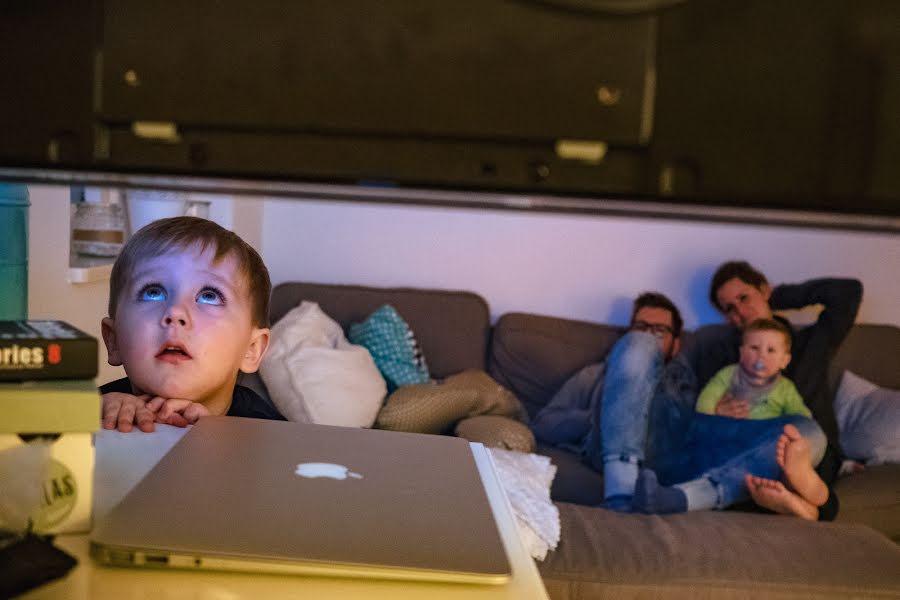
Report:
715,393,750,419
101,392,156,432
150,398,212,427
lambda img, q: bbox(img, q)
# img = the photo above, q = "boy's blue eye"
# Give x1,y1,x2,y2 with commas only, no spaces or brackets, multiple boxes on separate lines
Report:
197,287,225,306
139,284,166,302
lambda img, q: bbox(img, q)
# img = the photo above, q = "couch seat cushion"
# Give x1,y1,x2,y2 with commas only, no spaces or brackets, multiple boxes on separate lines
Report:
835,463,900,543
540,503,900,600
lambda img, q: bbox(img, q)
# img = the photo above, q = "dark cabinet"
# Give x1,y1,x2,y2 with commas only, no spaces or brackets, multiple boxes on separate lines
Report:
94,1,655,192
0,1,898,216
0,0,95,166
100,2,655,144
651,0,900,213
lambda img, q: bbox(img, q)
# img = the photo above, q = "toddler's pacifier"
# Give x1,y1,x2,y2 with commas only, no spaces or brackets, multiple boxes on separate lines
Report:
753,360,765,371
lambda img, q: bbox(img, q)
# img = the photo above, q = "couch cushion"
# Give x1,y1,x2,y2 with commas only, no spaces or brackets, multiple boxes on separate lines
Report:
827,324,900,393
455,415,536,453
537,445,604,506
540,503,900,600
375,369,521,434
834,371,900,465
489,312,625,419
258,301,386,427
270,282,490,379
835,463,900,543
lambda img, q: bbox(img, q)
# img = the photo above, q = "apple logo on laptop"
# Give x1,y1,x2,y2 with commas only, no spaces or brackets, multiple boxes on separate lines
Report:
295,462,362,480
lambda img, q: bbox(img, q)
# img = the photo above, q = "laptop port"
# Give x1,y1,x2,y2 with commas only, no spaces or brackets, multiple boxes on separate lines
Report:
143,554,168,566
108,549,134,565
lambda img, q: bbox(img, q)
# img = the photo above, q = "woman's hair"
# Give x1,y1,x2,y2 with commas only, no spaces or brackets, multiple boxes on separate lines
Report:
709,260,768,311
108,216,271,328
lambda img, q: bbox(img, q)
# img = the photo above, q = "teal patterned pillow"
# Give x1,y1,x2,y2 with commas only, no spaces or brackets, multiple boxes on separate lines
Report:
348,304,430,392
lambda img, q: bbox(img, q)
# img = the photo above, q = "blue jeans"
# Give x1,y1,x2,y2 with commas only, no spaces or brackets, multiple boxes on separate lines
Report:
595,331,826,508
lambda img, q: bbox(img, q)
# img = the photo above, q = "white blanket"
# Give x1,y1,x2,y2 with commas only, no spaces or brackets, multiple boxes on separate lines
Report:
487,448,560,561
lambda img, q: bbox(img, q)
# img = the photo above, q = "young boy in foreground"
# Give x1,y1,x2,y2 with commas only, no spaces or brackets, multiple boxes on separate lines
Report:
100,216,285,431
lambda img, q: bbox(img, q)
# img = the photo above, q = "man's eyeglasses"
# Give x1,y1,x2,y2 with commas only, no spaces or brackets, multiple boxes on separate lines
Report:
631,320,674,338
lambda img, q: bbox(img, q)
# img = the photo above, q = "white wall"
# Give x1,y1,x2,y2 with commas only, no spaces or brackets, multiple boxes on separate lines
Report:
26,184,899,387
260,199,900,329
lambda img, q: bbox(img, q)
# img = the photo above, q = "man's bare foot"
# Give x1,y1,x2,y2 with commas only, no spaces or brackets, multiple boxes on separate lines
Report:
777,424,829,507
745,474,818,521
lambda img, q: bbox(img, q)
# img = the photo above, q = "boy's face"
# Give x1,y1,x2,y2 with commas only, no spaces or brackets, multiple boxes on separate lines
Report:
101,244,269,414
739,329,790,382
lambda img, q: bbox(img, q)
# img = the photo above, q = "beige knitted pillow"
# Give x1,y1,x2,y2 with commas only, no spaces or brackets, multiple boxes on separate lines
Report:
375,369,524,434
454,415,536,453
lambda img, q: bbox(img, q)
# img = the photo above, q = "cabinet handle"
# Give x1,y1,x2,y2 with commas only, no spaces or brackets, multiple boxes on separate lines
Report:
123,69,140,87
131,122,181,143
596,85,622,106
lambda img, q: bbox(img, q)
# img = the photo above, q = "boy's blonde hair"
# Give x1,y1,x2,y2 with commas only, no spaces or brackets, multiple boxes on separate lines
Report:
108,216,271,328
743,318,792,351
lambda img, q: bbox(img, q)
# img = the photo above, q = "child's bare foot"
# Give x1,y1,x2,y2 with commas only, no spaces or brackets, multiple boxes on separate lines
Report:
745,474,818,521
777,424,829,507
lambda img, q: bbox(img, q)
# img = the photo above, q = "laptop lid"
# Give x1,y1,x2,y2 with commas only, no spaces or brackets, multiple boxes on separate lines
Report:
90,417,511,584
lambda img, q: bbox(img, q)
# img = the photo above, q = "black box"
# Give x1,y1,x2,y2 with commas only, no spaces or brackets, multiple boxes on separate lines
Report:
0,321,98,381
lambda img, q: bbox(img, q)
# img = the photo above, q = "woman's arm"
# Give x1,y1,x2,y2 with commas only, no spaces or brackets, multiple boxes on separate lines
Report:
769,278,863,346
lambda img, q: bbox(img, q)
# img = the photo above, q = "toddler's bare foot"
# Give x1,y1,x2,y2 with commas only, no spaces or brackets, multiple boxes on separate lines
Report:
777,424,829,507
745,474,818,521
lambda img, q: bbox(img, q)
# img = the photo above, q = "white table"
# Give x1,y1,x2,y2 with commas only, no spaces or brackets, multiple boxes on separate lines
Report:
22,426,549,600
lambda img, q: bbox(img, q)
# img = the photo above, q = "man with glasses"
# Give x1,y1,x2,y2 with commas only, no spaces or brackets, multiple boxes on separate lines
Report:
532,292,693,508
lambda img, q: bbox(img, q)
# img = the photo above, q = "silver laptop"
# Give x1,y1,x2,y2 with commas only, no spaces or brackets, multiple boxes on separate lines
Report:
90,417,511,584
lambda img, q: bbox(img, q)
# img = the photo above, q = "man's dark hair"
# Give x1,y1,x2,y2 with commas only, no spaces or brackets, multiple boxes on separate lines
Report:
631,292,683,337
709,261,769,311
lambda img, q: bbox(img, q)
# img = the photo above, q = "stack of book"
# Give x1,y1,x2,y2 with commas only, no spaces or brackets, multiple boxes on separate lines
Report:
0,320,100,534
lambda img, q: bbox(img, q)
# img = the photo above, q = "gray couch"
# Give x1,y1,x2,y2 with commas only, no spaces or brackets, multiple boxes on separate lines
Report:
246,281,900,599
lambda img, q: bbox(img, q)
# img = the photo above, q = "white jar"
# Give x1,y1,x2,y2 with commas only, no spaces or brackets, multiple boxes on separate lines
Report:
71,202,126,257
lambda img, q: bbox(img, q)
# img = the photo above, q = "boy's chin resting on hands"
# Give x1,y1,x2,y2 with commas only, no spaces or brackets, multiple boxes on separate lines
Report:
101,392,211,432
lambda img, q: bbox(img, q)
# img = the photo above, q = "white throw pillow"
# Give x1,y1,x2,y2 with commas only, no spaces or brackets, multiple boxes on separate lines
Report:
834,370,900,465
260,302,387,427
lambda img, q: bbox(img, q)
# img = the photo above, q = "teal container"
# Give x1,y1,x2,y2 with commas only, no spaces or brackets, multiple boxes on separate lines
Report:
0,184,29,320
